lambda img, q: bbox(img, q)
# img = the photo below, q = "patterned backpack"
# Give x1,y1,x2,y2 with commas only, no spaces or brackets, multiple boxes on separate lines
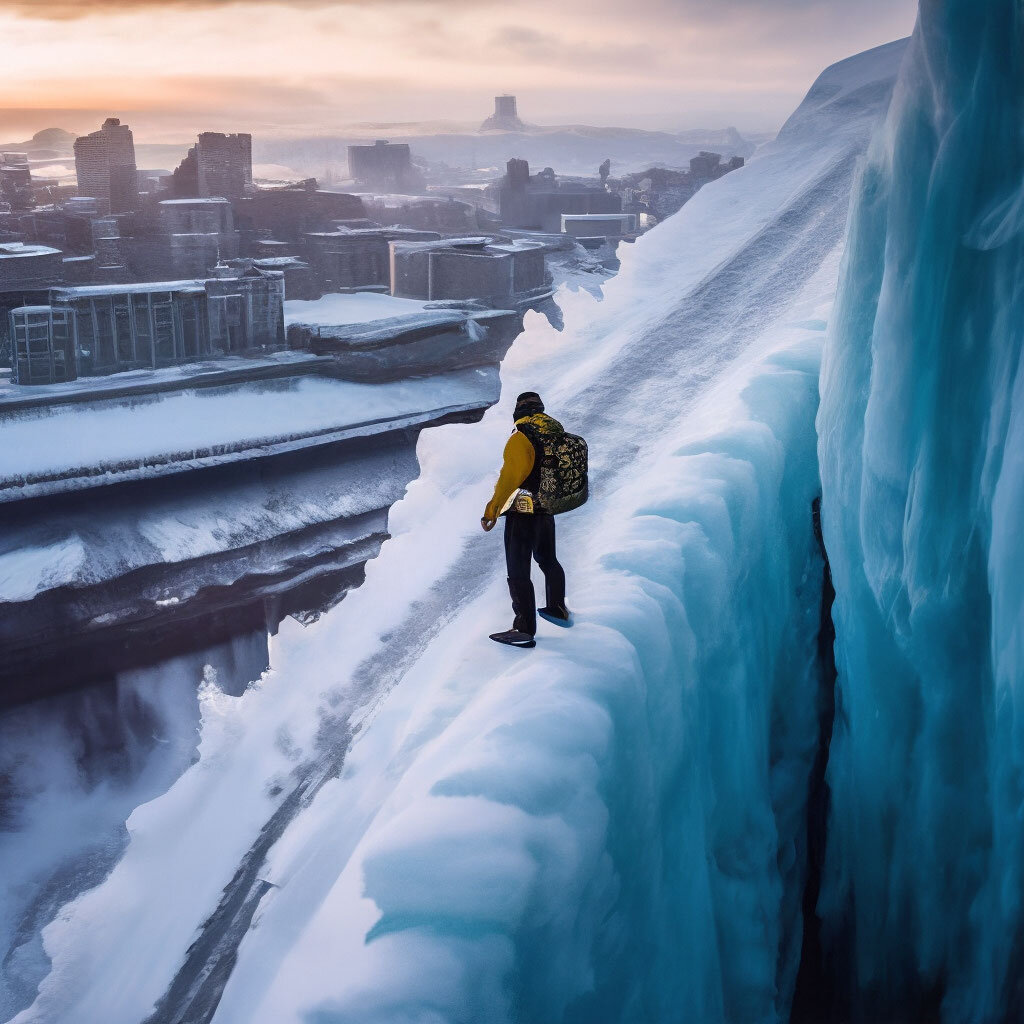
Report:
517,415,589,515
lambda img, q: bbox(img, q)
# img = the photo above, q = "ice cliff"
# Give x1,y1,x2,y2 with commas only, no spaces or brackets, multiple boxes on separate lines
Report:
817,0,1024,1019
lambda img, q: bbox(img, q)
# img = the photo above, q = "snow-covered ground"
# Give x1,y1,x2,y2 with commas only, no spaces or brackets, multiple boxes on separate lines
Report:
2,38,907,1024
284,291,431,328
0,350,322,410
0,441,416,604
0,367,494,498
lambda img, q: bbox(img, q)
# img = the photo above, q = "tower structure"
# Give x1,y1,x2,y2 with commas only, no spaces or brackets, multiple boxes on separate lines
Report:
196,132,253,199
481,95,525,131
73,117,138,214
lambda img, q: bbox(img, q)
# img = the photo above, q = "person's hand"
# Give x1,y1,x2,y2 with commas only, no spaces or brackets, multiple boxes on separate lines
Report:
481,516,496,532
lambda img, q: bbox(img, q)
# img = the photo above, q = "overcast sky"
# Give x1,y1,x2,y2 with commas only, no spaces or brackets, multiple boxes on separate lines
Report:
0,0,917,141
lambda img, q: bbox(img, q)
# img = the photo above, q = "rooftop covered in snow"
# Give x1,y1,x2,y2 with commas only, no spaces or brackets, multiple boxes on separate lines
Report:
0,242,62,259
0,366,498,502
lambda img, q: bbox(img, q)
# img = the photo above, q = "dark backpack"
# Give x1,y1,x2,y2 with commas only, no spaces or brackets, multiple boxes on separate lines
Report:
519,419,589,515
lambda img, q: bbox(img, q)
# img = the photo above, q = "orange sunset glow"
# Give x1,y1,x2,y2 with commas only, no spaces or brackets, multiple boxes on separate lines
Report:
2,0,916,140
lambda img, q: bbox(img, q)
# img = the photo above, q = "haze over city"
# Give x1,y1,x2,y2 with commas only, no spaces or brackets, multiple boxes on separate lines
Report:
2,0,916,139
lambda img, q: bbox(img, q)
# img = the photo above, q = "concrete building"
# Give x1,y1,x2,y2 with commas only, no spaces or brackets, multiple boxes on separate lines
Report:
481,95,526,132
0,242,64,291
157,197,236,237
137,168,173,195
62,254,96,285
170,132,252,200
233,184,366,244
303,227,440,292
390,236,546,303
347,141,422,193
560,212,637,239
197,132,252,199
93,234,131,283
170,146,199,197
7,264,285,384
0,242,65,356
46,282,207,379
62,196,99,216
126,198,240,281
73,118,139,215
361,194,490,234
204,262,284,353
498,159,622,232
0,153,34,211
9,305,77,385
229,255,318,300
13,206,103,257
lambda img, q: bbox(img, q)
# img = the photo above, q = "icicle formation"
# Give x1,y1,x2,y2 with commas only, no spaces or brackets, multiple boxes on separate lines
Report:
817,0,1024,1019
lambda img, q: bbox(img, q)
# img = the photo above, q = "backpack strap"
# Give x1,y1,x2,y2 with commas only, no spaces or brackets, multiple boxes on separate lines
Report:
515,421,544,499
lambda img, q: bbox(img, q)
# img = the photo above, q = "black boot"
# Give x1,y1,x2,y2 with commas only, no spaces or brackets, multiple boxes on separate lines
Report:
539,575,572,628
490,577,537,648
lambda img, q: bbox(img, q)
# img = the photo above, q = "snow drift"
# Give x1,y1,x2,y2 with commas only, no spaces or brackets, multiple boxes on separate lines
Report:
3,39,906,1024
817,1,1024,1020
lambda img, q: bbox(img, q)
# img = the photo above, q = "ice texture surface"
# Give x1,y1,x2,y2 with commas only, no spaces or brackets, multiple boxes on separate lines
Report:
816,2,1024,1020
2,39,905,1024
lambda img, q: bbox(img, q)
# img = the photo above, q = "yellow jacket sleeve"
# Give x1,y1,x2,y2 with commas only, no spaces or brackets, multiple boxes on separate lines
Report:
484,431,535,520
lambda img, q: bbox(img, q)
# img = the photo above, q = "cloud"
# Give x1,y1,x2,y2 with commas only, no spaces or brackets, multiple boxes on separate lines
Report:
3,0,459,19
0,0,917,133
490,25,658,69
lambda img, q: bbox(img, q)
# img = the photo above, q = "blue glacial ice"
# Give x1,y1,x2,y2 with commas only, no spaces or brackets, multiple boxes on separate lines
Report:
816,0,1024,1019
2,38,909,1024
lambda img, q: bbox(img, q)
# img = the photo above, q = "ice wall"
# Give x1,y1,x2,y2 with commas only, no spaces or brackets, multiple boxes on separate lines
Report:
816,1,1024,1019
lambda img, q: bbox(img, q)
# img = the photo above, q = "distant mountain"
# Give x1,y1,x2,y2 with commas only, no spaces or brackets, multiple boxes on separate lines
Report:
0,127,76,158
28,127,76,150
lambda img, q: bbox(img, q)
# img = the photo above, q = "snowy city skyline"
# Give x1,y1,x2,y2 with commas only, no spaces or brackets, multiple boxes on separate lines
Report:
1,0,917,139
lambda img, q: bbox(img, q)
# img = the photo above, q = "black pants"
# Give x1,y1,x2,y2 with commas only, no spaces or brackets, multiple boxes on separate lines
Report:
504,513,566,632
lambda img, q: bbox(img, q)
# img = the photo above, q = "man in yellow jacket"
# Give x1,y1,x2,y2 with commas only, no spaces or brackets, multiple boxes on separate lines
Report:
481,391,571,648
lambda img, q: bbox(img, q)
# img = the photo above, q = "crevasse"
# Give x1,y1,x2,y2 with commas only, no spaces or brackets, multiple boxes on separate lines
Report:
816,0,1024,1019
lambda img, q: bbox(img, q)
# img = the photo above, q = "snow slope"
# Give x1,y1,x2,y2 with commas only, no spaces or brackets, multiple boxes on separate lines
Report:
817,3,1024,1020
3,39,906,1024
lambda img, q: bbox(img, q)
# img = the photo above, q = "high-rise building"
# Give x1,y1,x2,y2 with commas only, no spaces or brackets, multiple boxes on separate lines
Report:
8,264,285,384
481,95,525,131
347,140,422,193
197,132,252,199
73,117,139,214
0,152,34,211
170,132,253,200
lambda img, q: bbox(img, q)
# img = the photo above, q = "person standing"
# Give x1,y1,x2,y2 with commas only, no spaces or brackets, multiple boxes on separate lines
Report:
481,391,574,648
